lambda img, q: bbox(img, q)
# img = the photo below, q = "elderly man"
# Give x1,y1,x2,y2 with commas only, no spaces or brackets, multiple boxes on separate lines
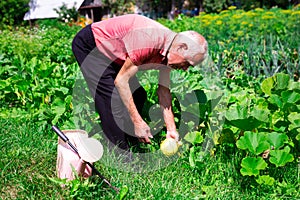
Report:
72,14,207,151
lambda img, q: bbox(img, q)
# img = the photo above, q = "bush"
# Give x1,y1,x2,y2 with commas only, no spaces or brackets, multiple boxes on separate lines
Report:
0,0,30,29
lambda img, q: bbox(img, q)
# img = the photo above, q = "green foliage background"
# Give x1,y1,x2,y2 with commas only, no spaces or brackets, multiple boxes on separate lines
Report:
0,6,299,198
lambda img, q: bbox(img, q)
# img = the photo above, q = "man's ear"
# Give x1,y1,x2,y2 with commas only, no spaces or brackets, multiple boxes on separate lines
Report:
177,43,188,53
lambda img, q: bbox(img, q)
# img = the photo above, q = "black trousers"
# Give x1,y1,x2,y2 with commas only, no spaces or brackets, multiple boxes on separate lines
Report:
72,25,147,150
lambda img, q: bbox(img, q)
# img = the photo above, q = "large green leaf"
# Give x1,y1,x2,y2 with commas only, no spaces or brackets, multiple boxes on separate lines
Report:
288,81,300,91
296,132,300,141
225,104,269,130
256,175,275,186
281,91,300,104
51,97,66,124
261,73,290,96
261,76,274,96
225,105,257,130
269,146,294,167
288,112,300,130
250,105,270,123
51,97,66,115
184,131,203,145
236,131,270,155
268,94,283,108
240,157,268,176
225,104,248,120
266,132,289,149
274,73,290,90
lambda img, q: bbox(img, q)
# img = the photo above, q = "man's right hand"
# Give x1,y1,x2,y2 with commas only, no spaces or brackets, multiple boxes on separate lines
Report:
134,120,153,144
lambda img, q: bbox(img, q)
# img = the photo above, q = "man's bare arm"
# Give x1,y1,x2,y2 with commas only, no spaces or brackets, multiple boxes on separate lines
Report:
158,68,179,141
114,57,152,143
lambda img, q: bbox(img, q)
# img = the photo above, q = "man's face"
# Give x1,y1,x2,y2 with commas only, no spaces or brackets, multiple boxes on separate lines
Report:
167,52,193,71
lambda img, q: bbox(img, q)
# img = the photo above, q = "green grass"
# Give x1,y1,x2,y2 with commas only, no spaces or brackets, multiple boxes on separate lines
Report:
1,118,299,199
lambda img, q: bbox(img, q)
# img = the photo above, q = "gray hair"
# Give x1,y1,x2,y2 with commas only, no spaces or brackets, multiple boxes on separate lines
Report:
176,31,208,65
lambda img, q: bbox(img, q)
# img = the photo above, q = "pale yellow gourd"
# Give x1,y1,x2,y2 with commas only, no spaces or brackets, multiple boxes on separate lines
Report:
160,138,182,156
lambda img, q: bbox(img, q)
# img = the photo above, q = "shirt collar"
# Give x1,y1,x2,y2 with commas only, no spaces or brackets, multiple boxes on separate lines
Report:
161,32,177,64
162,32,177,57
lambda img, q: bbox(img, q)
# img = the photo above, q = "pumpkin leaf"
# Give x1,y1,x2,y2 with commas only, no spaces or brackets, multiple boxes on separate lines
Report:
184,131,203,145
274,73,290,90
256,175,275,186
236,131,270,155
281,91,300,104
288,112,300,130
261,76,274,96
240,157,268,176
266,132,289,149
269,146,294,167
268,94,283,108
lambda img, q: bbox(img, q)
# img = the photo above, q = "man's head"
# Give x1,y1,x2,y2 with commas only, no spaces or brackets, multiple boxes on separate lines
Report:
167,31,208,70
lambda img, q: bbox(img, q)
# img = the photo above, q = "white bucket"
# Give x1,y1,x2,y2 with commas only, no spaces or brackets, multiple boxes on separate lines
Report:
56,130,93,180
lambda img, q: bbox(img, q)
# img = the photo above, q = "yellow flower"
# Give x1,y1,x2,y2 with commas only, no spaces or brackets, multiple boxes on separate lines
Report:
221,13,230,18
292,11,300,15
241,21,248,25
228,6,237,10
245,11,257,17
255,8,264,12
233,14,242,19
220,10,229,14
262,15,275,19
280,10,292,14
216,20,222,25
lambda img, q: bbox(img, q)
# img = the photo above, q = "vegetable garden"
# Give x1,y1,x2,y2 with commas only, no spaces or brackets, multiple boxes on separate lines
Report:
1,6,300,199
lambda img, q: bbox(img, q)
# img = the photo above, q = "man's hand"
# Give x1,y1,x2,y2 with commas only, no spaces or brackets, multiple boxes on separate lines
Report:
166,130,179,141
134,120,153,144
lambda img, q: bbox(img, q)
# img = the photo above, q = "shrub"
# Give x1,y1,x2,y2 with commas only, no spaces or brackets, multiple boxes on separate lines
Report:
0,0,30,29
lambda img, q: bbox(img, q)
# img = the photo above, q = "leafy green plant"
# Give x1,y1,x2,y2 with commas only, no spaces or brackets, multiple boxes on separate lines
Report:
228,72,299,186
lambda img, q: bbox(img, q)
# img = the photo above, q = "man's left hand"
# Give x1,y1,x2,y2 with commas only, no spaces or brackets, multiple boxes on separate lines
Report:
166,130,179,141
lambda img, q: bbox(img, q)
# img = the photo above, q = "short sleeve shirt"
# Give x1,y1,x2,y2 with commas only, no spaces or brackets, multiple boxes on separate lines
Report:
91,14,177,67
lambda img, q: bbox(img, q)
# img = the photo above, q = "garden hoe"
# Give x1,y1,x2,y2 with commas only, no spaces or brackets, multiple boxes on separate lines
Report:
52,125,120,193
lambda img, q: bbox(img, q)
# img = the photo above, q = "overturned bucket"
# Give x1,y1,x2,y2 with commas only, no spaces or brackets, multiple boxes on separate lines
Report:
56,129,103,180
